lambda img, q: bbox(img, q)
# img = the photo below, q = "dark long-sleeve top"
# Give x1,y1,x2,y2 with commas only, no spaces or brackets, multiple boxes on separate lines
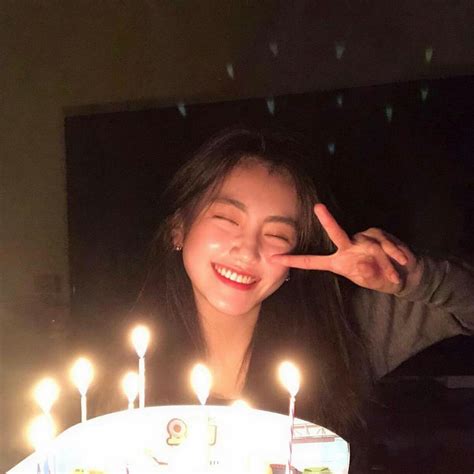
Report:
351,256,474,380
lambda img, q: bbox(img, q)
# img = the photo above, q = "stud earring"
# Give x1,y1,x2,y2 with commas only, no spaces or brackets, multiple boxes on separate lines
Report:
285,272,291,282
174,244,183,251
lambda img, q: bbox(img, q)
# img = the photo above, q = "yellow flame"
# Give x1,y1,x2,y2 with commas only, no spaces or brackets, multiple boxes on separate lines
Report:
33,378,59,414
131,325,150,358
232,399,250,409
71,357,94,395
28,414,56,452
190,363,212,405
278,361,300,397
122,371,139,403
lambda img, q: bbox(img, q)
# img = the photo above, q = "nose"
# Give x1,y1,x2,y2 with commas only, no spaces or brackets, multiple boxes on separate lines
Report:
230,232,260,265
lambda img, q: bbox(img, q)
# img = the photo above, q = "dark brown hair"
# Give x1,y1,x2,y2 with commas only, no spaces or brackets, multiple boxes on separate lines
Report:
136,127,368,436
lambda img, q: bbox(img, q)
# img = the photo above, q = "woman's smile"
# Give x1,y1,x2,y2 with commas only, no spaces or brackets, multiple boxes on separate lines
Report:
212,262,259,290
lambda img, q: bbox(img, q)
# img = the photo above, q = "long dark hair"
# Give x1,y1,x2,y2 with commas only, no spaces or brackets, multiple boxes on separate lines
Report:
135,127,368,436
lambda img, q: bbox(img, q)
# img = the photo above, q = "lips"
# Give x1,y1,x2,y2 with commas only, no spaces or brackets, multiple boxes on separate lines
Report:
212,263,258,290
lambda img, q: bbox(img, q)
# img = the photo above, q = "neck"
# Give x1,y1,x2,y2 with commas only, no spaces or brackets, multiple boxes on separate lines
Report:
197,303,260,399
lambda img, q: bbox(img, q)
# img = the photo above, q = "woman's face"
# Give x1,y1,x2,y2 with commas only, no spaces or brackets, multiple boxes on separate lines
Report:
181,160,299,320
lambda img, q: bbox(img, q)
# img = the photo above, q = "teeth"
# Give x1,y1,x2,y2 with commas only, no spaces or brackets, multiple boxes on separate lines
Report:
214,265,255,285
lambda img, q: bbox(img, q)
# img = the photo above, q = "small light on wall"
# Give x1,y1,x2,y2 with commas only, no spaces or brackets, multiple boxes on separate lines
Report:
327,142,336,155
425,47,434,64
335,41,345,60
385,105,393,123
266,97,275,115
420,86,429,102
177,102,187,118
226,63,235,79
269,42,279,57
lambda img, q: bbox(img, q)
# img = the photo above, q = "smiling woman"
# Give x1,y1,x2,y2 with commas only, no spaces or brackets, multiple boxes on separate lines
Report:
133,127,474,473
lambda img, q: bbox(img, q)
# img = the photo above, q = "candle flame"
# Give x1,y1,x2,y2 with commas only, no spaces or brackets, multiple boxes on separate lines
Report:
122,371,139,404
232,399,250,409
71,357,94,395
190,363,212,405
33,378,59,414
131,325,150,358
28,414,56,452
278,361,300,397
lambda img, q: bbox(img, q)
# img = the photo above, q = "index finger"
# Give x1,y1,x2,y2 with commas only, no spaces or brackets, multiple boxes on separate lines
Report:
314,204,352,250
271,253,333,271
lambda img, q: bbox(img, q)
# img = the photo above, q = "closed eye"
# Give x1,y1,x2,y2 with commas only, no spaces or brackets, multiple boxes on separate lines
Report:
265,234,290,243
213,215,238,225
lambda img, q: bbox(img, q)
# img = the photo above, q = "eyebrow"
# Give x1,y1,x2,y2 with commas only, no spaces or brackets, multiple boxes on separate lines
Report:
213,197,298,229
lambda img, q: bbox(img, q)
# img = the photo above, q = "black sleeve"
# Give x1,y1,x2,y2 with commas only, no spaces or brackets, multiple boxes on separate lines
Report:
350,257,474,379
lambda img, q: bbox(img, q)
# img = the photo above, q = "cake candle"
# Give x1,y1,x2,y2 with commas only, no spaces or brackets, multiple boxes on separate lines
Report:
131,325,150,409
278,361,301,474
28,414,56,473
190,363,212,470
122,371,139,410
71,357,94,423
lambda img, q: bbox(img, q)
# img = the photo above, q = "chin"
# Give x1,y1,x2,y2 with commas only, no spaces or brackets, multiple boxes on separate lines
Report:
212,299,259,318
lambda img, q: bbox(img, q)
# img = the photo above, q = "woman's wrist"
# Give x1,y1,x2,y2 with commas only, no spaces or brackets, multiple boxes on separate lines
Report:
396,255,425,296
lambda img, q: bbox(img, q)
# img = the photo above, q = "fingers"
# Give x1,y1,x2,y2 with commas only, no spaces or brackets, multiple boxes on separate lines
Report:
270,253,333,271
353,234,400,284
314,204,352,250
359,228,409,266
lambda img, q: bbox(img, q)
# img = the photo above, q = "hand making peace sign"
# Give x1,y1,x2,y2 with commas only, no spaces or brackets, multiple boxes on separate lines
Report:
272,204,424,294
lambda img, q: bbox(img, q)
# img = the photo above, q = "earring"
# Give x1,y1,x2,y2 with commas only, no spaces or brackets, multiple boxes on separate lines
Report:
174,244,183,251
285,272,291,282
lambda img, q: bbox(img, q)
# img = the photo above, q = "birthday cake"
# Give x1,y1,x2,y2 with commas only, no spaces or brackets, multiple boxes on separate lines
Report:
8,405,350,473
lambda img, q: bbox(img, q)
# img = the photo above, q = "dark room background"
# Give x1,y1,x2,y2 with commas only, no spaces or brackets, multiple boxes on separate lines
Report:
65,75,474,356
62,75,474,471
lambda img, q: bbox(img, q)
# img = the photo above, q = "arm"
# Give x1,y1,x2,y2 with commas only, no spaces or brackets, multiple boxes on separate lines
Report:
351,256,474,379
271,204,474,380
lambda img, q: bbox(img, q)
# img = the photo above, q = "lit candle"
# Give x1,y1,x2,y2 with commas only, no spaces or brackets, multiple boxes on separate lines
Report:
190,363,212,406
131,325,150,409
122,371,139,410
71,357,94,422
190,363,212,470
33,378,60,415
278,361,301,474
28,414,56,473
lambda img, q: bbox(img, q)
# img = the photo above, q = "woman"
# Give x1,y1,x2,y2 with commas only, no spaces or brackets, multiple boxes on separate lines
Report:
135,127,473,471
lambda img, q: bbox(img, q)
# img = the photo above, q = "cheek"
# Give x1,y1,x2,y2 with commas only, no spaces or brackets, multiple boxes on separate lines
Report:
183,224,228,265
262,256,290,283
